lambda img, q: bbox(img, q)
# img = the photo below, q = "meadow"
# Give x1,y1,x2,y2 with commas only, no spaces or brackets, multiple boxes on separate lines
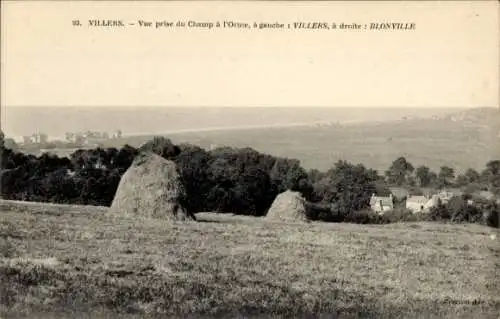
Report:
152,119,495,172
1,200,499,318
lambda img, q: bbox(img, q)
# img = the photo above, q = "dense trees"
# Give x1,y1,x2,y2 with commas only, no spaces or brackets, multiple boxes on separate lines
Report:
428,195,499,227
173,143,212,214
482,160,500,194
0,134,499,227
0,138,311,217
202,147,275,215
310,161,379,221
0,142,138,205
438,166,455,188
415,165,433,187
382,157,498,194
464,168,481,184
0,130,18,151
385,157,415,186
270,157,313,199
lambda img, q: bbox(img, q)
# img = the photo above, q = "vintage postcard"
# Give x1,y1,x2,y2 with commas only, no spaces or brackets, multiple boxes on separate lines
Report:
1,1,499,318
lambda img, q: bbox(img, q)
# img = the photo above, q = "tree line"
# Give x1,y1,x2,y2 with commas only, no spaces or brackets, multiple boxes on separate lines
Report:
1,132,498,227
384,156,500,194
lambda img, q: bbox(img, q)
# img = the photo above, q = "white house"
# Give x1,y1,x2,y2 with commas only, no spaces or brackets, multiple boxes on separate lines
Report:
406,195,440,213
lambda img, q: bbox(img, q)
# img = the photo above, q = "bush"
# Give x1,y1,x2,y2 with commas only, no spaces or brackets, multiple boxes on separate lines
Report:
305,202,334,221
429,203,451,221
344,209,386,224
473,197,500,228
427,196,499,227
380,208,430,223
484,209,499,228
305,203,386,224
447,196,483,223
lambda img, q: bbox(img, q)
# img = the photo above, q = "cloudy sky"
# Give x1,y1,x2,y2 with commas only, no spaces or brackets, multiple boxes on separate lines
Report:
1,1,498,108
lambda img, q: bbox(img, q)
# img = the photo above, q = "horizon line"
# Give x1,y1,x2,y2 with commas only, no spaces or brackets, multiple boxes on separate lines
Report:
3,106,495,109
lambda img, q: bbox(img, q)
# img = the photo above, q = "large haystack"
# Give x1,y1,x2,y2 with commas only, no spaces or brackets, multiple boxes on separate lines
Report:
266,190,309,222
109,152,195,221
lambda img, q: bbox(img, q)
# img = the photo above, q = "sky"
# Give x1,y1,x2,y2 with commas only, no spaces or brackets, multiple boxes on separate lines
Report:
1,1,499,109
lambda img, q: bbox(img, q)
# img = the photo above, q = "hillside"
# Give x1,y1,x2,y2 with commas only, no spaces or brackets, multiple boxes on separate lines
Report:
1,200,499,318
102,112,499,173
17,107,500,173
4,106,465,140
442,107,500,127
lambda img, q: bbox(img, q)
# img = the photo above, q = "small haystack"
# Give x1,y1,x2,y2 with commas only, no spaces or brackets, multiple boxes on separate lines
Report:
108,152,195,221
266,190,309,222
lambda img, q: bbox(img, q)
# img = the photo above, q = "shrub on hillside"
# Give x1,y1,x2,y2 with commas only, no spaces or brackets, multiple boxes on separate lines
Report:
305,202,333,221
428,203,452,221
484,209,499,228
380,208,430,223
305,203,386,224
447,196,483,224
343,208,386,224
428,195,499,227
471,197,500,228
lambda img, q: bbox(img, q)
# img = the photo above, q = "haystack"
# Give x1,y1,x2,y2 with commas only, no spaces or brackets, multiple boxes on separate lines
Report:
108,152,195,221
266,190,309,222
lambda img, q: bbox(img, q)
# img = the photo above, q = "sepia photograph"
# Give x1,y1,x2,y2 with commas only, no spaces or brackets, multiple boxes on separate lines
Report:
1,1,499,318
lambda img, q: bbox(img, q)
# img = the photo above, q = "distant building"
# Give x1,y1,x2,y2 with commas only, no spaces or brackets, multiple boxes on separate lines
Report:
65,132,75,142
406,195,440,213
370,194,394,214
39,133,48,144
74,134,85,145
21,133,48,144
64,131,110,144
437,190,457,204
113,130,122,139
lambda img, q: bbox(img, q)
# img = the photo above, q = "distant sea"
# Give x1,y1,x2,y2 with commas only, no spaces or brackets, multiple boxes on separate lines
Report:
3,106,466,141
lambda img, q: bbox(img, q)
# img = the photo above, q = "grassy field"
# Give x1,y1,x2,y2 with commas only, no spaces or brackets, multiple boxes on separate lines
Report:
1,200,499,318
149,119,496,172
